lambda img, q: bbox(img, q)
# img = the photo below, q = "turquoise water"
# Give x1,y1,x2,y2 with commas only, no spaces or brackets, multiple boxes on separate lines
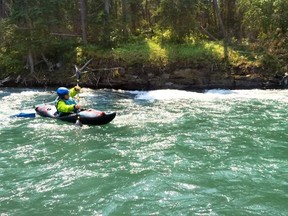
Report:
0,88,287,216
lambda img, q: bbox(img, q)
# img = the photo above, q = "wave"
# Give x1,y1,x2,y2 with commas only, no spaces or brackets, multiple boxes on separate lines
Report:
130,89,288,102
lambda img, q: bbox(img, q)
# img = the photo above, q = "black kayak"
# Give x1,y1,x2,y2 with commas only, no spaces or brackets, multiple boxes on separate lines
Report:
35,104,116,125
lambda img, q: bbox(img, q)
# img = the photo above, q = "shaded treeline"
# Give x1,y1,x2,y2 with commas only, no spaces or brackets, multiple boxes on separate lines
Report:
0,0,288,78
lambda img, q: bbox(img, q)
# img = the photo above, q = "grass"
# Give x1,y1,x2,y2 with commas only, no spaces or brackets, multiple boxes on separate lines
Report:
80,39,260,69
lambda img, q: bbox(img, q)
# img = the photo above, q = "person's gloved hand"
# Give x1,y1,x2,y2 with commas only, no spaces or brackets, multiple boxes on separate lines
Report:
74,86,81,91
74,104,81,110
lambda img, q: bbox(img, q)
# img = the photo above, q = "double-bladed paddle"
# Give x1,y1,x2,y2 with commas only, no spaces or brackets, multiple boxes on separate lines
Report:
74,58,93,127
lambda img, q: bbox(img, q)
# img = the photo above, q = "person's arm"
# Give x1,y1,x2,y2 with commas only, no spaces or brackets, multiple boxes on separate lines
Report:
57,100,76,113
69,86,81,98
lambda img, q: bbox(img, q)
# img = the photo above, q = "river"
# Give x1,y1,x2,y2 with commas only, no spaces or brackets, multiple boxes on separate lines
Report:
0,88,287,215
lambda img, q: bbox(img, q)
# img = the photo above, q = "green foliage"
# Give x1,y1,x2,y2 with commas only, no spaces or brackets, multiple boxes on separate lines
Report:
1,0,288,78
156,0,200,42
0,0,81,76
0,20,23,77
238,0,288,38
259,53,281,74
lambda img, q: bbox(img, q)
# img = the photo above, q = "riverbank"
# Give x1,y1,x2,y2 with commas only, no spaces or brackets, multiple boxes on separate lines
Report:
1,63,286,90
1,40,287,90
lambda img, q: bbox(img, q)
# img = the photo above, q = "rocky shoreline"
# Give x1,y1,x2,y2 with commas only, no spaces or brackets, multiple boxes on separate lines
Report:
1,64,287,90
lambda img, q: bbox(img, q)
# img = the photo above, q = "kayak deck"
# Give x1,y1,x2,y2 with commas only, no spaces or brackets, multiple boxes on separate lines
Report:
35,104,116,125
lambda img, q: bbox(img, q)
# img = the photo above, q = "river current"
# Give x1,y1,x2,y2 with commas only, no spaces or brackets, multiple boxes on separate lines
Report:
0,88,287,215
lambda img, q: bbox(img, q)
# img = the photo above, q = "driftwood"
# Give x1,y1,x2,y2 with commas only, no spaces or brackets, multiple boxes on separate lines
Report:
41,53,54,71
89,67,125,72
86,67,125,87
0,76,11,86
200,25,218,41
50,33,81,37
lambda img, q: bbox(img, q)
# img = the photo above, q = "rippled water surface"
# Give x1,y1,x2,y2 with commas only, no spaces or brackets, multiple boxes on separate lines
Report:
0,88,288,215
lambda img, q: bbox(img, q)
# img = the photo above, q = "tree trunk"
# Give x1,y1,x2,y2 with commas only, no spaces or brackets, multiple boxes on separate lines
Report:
104,0,110,14
79,0,87,44
0,0,3,18
213,0,229,64
145,0,153,28
121,0,128,37
0,0,6,18
130,2,138,34
103,0,111,47
221,0,236,37
28,49,35,74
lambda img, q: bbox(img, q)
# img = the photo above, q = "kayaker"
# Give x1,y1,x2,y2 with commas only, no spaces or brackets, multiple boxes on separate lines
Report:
55,86,82,116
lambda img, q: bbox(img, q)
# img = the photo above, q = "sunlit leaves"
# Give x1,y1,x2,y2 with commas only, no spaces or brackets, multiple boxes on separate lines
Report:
238,0,288,37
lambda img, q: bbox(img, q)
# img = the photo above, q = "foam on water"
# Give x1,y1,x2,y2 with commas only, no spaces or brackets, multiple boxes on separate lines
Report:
132,89,288,102
132,89,200,100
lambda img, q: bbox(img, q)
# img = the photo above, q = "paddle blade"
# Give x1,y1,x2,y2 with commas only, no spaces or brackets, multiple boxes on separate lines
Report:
75,116,83,127
75,65,81,80
10,112,36,118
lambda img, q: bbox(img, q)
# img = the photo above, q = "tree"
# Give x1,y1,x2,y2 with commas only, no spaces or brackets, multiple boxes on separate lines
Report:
80,0,87,44
121,0,128,37
237,0,288,39
213,0,228,63
0,0,7,18
157,0,200,42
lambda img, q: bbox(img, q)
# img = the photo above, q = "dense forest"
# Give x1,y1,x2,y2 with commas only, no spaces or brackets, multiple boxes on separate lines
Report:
0,0,288,89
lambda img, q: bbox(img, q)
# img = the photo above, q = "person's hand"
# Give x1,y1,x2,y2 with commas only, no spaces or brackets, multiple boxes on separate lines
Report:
74,104,81,110
74,86,81,91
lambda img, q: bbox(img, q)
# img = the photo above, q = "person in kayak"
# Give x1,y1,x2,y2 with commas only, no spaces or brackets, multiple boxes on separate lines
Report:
55,86,81,116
